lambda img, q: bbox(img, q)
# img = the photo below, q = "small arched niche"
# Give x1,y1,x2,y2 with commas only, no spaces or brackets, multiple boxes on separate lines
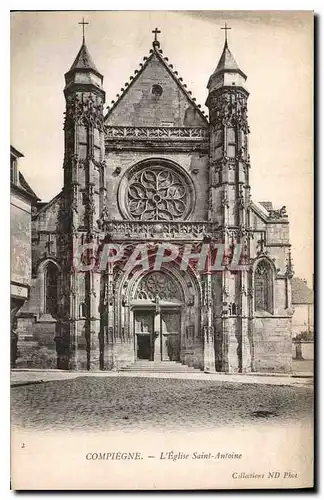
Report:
254,260,274,314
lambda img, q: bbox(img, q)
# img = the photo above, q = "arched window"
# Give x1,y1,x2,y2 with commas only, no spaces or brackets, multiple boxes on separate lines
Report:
79,302,86,318
45,262,59,317
254,261,273,313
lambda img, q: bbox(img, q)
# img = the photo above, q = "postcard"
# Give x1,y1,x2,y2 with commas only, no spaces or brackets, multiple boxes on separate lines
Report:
10,10,314,490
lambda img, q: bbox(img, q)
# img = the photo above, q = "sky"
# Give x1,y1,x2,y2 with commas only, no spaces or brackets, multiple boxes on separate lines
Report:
10,10,313,283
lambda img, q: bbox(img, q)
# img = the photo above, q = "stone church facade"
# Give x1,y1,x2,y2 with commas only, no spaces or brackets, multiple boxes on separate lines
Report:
16,31,295,373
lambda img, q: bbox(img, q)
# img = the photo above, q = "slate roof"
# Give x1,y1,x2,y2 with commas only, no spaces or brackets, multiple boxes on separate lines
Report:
35,191,62,216
291,277,314,304
104,45,208,124
68,42,102,76
215,41,241,73
259,201,273,211
208,40,247,86
18,172,39,200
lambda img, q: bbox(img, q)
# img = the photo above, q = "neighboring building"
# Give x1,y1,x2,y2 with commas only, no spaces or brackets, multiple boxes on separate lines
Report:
16,30,295,373
10,146,39,365
291,277,314,338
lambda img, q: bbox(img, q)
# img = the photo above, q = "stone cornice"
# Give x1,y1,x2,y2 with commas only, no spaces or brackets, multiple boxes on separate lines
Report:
98,220,218,240
105,142,209,153
96,220,258,242
105,126,209,152
105,126,209,140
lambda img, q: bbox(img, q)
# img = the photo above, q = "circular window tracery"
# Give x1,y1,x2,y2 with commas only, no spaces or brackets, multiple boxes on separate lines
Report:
119,161,194,221
136,271,182,302
152,84,163,96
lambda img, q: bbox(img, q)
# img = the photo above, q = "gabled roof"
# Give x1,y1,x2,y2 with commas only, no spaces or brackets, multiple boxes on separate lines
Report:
104,46,208,124
10,145,24,159
291,277,314,304
68,41,102,76
35,191,62,216
251,201,269,222
19,172,40,201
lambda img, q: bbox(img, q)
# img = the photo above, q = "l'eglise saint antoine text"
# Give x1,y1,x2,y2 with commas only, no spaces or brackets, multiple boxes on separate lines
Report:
85,451,242,461
160,451,242,461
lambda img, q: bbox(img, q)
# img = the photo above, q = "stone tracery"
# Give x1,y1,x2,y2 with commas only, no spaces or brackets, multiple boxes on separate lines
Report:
135,271,183,301
127,166,191,221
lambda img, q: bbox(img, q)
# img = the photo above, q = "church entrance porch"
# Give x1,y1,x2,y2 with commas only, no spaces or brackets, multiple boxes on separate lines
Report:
109,267,204,371
134,309,181,362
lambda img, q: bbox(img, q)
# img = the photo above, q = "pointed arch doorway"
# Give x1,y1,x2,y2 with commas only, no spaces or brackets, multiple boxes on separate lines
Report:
132,271,183,362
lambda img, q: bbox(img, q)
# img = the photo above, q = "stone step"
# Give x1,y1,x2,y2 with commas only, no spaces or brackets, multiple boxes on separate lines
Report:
120,361,202,373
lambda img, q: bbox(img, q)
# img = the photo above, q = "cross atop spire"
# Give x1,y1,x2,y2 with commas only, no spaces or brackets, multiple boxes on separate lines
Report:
206,23,247,93
152,27,161,49
78,17,89,44
221,23,231,45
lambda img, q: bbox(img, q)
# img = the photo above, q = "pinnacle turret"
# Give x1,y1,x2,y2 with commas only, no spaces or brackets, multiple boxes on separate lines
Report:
64,40,104,97
207,36,247,93
69,41,102,77
214,40,241,75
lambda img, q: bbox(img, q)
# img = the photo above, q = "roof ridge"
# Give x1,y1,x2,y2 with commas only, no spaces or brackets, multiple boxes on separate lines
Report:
18,171,40,200
35,191,62,216
104,47,208,124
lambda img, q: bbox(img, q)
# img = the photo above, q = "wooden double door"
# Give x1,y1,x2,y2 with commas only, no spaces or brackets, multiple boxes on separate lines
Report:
134,310,180,362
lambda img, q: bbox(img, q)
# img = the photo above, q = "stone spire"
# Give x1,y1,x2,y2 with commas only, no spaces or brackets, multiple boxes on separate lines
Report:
64,39,104,95
68,41,102,76
207,37,247,93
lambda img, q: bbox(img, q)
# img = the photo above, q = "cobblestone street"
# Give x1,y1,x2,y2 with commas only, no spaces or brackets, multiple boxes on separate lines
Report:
11,376,313,432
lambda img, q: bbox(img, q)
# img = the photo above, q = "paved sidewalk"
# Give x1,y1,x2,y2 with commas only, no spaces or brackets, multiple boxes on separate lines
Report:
11,368,313,387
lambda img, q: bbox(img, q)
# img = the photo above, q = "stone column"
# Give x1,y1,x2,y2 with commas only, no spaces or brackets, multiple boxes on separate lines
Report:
89,270,101,370
38,271,45,316
203,254,216,372
240,267,251,372
106,264,115,369
153,310,161,361
69,268,79,370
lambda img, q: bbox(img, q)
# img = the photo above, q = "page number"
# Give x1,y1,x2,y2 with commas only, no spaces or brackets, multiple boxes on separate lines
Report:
21,443,25,449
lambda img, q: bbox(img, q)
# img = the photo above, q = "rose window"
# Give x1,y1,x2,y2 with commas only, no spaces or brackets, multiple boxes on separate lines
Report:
126,166,191,221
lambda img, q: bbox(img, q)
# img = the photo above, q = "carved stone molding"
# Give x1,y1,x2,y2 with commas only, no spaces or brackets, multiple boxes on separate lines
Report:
203,325,214,343
221,187,229,208
135,271,183,302
238,186,245,208
64,93,104,131
268,206,288,220
285,247,294,279
105,126,209,140
208,89,249,134
96,219,220,239
202,279,213,308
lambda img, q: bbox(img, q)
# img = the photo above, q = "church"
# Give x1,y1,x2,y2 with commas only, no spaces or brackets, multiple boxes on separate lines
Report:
15,25,295,373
